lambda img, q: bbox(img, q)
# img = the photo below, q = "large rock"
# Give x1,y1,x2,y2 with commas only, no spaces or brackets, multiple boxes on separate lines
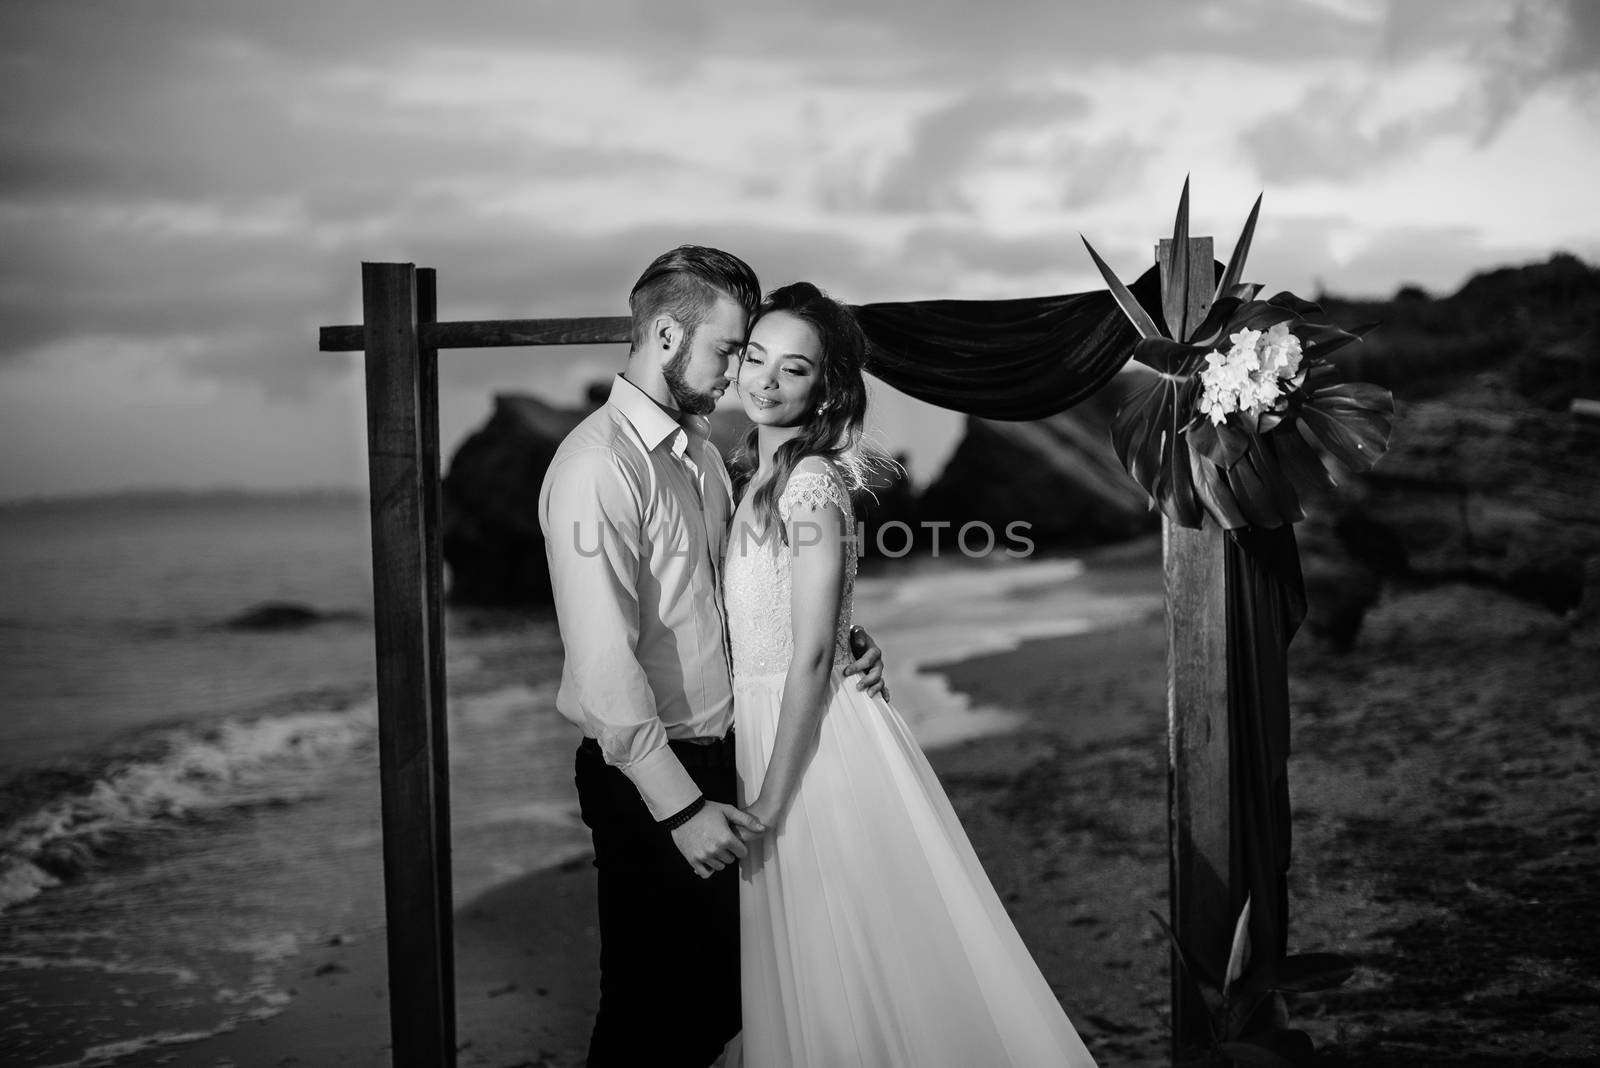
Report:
916,376,1158,553
441,391,594,605
1331,380,1600,612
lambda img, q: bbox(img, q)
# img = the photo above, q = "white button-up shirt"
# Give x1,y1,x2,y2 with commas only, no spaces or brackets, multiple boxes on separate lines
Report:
538,374,734,820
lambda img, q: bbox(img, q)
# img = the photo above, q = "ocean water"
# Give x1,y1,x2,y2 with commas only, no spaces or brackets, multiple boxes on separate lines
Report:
0,493,1154,1066
0,494,591,1066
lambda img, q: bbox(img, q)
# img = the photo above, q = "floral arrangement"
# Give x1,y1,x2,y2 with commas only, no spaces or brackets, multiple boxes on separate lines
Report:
1082,181,1395,530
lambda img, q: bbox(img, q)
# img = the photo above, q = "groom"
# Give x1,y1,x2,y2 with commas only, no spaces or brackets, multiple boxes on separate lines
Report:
538,245,885,1068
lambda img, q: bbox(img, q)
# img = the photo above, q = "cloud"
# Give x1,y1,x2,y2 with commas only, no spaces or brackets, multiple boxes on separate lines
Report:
863,89,1092,213
898,226,1091,292
1238,0,1600,185
1239,83,1475,183
1059,136,1153,209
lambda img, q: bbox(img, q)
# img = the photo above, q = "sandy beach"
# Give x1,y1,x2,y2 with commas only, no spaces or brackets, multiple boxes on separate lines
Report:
163,540,1598,1067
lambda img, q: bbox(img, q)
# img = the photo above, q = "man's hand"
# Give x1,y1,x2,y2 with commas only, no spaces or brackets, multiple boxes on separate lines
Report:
841,624,889,700
670,802,766,879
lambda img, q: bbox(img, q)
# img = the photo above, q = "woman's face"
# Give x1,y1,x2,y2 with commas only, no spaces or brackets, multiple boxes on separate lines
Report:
738,311,823,429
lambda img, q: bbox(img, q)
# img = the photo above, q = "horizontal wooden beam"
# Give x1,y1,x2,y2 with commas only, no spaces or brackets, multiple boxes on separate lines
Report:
320,316,634,352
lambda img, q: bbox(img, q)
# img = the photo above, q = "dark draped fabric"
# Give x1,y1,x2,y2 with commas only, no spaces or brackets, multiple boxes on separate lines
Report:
850,265,1302,961
1227,526,1306,964
853,266,1162,421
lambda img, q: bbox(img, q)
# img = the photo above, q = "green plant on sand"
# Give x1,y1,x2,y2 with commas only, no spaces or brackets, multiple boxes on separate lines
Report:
1152,896,1356,1067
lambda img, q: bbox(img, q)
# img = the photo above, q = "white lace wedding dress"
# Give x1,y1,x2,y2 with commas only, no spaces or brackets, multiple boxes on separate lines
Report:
724,459,1099,1068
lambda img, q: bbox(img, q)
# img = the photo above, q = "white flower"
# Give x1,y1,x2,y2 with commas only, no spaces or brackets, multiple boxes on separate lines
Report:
1260,322,1303,380
1197,323,1302,424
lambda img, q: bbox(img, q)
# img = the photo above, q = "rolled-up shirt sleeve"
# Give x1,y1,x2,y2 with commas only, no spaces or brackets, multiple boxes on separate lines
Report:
540,446,701,820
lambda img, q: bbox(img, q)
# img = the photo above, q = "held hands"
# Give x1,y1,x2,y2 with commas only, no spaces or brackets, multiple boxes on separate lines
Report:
740,796,782,839
670,801,765,880
841,624,890,701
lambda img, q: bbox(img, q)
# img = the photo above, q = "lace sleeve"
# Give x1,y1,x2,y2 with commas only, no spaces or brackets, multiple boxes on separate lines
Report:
777,467,850,523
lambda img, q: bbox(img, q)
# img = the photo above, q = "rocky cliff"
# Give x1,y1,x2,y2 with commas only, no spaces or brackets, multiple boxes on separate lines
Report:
1298,253,1600,645
916,375,1158,551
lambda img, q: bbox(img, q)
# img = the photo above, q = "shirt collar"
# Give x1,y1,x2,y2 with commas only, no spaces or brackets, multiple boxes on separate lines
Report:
608,373,703,455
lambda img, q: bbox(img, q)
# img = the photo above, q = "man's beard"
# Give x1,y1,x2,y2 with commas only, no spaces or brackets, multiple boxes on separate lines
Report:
662,342,719,416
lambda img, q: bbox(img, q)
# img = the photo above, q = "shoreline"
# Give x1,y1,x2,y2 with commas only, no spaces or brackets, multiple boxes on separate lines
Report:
164,547,1168,1067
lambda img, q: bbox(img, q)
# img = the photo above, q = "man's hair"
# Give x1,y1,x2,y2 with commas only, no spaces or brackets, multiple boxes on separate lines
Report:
628,245,761,352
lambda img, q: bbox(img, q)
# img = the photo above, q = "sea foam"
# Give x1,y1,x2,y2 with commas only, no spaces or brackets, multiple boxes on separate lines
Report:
0,699,377,914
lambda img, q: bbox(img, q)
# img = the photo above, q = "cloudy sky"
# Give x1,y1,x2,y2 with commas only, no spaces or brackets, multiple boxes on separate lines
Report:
1,0,1596,500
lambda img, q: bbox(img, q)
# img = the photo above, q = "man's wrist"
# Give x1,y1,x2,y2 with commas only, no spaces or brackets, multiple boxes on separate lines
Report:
659,794,706,832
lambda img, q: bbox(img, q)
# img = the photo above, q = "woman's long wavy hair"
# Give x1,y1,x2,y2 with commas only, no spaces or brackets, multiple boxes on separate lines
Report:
734,282,877,545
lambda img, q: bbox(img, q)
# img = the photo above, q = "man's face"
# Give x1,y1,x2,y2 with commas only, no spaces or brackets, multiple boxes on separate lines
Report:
663,294,749,416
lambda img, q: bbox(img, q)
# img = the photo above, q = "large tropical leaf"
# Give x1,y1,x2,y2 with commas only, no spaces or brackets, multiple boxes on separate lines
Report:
1242,434,1305,527
1083,236,1164,339
1215,192,1263,305
1133,337,1205,375
1186,416,1250,469
1222,437,1292,528
1112,373,1205,527
1190,449,1250,530
1299,382,1394,472
1162,176,1195,341
1185,295,1246,350
1265,291,1325,318
1225,300,1299,335
1268,421,1338,496
1299,320,1376,362
1244,953,1357,994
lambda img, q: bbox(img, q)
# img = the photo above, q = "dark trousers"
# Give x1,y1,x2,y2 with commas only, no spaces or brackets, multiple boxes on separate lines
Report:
574,734,741,1068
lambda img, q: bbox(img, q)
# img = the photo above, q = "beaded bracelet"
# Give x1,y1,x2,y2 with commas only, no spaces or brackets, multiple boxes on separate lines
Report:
660,795,706,832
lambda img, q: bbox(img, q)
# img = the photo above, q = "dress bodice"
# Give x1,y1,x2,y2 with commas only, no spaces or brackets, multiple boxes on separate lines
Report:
724,462,857,680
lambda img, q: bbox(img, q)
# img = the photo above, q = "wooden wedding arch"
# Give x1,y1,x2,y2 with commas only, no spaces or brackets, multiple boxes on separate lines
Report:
320,244,1239,1067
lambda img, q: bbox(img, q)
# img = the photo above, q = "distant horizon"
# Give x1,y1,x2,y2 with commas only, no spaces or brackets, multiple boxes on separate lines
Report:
4,246,1589,506
0,484,370,509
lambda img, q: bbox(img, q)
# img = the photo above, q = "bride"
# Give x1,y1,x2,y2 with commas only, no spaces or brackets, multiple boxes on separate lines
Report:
723,281,1100,1067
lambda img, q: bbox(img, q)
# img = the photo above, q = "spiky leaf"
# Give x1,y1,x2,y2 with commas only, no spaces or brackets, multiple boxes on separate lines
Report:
1083,236,1163,339
1162,176,1195,340
1224,897,1253,997
1215,192,1262,305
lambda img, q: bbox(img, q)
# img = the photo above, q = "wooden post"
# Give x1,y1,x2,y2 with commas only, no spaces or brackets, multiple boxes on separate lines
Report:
1159,237,1231,1064
361,262,456,1068
415,267,458,1057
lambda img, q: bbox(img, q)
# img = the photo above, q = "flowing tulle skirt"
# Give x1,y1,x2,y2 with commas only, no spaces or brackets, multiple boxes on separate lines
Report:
732,668,1099,1068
